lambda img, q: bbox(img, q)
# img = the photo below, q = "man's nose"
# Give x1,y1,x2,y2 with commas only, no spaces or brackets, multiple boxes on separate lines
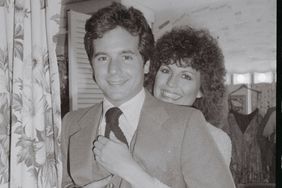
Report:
108,58,121,74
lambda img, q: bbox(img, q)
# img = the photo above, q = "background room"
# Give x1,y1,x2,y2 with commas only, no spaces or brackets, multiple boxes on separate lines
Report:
57,0,276,187
0,0,276,187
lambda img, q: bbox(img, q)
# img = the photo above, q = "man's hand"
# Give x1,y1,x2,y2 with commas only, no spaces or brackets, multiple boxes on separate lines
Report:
93,136,136,179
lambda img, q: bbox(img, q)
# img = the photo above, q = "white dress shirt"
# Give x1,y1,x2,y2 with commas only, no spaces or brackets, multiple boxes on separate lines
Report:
98,88,145,144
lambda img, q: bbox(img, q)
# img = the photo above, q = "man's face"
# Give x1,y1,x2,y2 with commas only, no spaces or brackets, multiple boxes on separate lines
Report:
92,27,145,106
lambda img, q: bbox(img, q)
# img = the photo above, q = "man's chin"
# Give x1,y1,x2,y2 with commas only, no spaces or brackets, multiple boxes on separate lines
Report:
105,93,127,105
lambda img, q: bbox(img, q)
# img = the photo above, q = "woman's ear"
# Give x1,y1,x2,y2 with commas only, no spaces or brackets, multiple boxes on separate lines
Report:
196,90,203,98
144,60,150,74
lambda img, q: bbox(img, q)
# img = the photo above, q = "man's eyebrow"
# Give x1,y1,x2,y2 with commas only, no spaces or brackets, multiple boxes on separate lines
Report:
120,50,135,54
94,52,107,58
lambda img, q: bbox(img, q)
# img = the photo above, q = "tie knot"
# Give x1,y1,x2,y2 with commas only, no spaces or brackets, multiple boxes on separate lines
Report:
105,107,123,124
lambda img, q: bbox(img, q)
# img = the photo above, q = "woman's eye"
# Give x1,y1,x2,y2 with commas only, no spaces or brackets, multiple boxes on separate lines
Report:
159,67,170,74
181,73,192,80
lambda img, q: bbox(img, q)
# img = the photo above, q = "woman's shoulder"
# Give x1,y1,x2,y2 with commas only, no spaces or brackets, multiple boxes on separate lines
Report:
207,122,232,165
206,123,230,141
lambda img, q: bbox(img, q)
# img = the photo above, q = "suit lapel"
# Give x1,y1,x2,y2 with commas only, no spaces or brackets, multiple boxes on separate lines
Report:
130,91,169,152
69,103,110,186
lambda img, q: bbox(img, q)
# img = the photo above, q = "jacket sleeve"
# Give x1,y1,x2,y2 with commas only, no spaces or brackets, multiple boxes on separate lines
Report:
61,112,77,188
180,110,235,188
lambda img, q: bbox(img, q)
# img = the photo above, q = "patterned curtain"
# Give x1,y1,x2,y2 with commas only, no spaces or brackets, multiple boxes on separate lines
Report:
0,0,62,187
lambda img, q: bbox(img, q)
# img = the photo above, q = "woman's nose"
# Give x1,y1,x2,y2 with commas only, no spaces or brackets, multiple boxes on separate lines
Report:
166,74,178,88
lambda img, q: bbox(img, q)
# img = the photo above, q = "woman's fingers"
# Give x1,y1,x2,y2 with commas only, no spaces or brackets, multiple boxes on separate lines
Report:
93,136,110,160
93,140,104,150
97,135,109,145
84,175,112,188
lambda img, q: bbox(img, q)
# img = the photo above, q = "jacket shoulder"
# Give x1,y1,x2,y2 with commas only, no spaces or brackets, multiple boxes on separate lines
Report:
62,104,101,134
162,100,204,120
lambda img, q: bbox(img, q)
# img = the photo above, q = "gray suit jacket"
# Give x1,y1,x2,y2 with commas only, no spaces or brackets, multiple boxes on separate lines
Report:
61,91,235,188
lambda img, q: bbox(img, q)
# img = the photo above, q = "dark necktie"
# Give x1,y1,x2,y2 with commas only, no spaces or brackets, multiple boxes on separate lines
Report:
105,107,128,147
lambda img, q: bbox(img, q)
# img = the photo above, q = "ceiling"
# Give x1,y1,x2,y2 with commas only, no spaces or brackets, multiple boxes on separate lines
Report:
130,0,276,73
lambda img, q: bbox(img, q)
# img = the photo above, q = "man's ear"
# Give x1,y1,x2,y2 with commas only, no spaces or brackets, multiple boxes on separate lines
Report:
144,60,150,74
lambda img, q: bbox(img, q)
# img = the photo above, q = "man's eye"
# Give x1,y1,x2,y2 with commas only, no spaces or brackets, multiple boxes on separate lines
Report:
97,56,108,62
122,55,133,61
181,73,192,80
95,55,110,63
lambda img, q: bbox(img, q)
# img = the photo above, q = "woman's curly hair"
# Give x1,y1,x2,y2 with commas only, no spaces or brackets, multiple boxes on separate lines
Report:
146,26,227,126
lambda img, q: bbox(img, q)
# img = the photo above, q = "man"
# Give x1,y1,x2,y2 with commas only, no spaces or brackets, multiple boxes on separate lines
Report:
61,2,235,188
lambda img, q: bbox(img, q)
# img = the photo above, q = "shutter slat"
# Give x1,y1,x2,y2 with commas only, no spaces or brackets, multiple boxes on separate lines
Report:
68,10,103,110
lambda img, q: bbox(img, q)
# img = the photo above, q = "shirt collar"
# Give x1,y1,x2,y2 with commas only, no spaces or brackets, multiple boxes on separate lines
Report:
102,88,145,125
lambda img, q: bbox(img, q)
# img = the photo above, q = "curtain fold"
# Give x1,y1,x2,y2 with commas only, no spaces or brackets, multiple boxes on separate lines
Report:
0,0,62,187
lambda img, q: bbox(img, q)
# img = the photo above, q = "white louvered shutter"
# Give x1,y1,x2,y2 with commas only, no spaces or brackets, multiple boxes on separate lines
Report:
68,10,103,110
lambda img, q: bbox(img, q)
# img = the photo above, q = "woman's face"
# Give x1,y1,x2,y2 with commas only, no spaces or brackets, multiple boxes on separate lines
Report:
153,61,202,106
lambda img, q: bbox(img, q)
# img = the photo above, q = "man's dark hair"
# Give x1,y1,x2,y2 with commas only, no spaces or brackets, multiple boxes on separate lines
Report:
84,2,154,65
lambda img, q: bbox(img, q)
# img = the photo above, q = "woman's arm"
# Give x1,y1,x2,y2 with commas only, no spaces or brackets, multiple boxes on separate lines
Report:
93,136,170,188
181,110,235,188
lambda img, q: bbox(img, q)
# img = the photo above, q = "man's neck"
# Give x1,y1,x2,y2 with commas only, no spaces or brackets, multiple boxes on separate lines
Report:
105,88,144,107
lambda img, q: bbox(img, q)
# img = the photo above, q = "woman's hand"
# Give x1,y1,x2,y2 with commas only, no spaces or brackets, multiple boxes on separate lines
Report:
83,175,112,188
93,136,136,178
93,136,170,188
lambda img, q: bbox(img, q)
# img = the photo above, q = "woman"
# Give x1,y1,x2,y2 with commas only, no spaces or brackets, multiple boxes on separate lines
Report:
146,26,231,165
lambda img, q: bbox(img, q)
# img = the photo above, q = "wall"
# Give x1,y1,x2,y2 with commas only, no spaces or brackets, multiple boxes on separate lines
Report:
151,0,276,73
